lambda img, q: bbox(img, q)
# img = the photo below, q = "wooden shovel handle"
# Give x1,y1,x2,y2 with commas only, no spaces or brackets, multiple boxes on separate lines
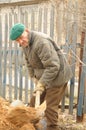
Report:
35,91,40,108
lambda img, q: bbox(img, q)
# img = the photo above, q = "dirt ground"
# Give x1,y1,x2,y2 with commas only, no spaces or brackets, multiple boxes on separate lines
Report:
0,97,40,130
58,109,86,130
0,97,86,130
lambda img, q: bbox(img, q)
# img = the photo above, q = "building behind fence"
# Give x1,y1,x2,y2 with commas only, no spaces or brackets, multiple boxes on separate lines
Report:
0,0,86,122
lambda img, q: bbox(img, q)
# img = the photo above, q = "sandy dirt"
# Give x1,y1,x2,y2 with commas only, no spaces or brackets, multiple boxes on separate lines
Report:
0,97,40,130
0,97,86,130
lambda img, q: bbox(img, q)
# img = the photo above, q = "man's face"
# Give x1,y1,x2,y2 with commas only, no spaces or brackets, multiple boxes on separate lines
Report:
16,29,29,47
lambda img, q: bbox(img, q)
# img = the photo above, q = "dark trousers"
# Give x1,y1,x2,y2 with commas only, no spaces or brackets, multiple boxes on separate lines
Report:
30,83,67,130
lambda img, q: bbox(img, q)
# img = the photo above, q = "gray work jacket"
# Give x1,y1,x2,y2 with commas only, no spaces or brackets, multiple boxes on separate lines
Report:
23,31,72,88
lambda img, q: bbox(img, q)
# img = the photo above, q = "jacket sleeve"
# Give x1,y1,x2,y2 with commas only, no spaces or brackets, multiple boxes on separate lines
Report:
25,56,34,78
36,40,60,87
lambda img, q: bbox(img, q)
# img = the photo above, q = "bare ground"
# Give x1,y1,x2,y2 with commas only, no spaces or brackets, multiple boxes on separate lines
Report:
58,109,86,130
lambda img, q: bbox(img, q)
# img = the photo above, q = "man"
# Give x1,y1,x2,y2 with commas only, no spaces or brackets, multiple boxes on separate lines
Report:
10,23,72,130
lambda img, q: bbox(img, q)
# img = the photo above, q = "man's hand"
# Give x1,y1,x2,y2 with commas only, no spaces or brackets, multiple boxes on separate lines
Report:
33,82,45,95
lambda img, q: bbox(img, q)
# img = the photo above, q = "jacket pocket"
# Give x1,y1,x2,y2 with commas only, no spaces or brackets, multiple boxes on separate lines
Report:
34,69,44,80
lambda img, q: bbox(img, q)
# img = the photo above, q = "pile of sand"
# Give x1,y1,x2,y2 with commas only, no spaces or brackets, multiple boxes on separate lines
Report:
0,117,18,130
6,106,40,129
0,97,40,130
0,97,10,117
0,97,17,130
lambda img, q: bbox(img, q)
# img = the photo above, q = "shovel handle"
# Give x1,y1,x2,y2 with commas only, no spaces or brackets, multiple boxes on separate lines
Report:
35,91,40,108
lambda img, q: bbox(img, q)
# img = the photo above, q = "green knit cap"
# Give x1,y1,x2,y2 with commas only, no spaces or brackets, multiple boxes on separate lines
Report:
10,23,25,40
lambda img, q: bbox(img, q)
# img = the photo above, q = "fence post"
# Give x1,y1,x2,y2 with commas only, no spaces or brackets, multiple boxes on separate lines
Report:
77,32,85,122
83,35,86,113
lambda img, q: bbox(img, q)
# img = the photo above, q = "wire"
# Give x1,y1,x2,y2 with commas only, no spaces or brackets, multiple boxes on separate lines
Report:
64,42,86,66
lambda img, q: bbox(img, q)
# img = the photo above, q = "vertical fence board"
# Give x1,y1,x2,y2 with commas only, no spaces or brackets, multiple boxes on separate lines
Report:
24,11,29,103
14,13,19,99
50,6,54,38
24,66,29,104
69,0,78,114
77,34,86,116
0,14,2,96
8,13,13,102
2,14,8,98
25,11,29,28
30,79,34,99
83,36,86,113
57,2,64,44
18,10,24,101
31,8,35,30
60,0,71,112
43,7,48,34
69,23,77,114
77,70,85,116
18,49,23,101
38,8,42,32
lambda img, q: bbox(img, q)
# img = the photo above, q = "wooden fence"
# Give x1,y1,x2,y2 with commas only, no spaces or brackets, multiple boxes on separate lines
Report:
0,0,86,122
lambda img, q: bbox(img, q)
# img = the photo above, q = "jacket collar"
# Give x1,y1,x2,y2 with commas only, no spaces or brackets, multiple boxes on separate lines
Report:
28,31,34,47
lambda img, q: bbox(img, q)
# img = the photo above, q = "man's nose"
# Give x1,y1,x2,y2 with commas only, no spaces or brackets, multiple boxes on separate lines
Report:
19,39,23,45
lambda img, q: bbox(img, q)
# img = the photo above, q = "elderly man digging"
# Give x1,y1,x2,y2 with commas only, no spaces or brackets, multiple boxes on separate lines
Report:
10,23,72,130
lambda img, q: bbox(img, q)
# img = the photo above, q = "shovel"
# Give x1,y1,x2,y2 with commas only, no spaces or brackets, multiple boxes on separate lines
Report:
35,90,40,108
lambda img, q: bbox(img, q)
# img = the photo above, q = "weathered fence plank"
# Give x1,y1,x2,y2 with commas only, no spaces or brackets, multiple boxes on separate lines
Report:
2,14,8,98
77,33,86,122
43,7,48,34
82,34,86,113
8,13,13,102
38,8,42,32
31,8,35,30
24,66,29,104
13,13,19,100
69,21,78,114
19,11,25,101
50,6,54,38
0,14,2,96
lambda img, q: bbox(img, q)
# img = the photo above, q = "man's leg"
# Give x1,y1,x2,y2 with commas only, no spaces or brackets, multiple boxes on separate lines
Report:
45,83,67,130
